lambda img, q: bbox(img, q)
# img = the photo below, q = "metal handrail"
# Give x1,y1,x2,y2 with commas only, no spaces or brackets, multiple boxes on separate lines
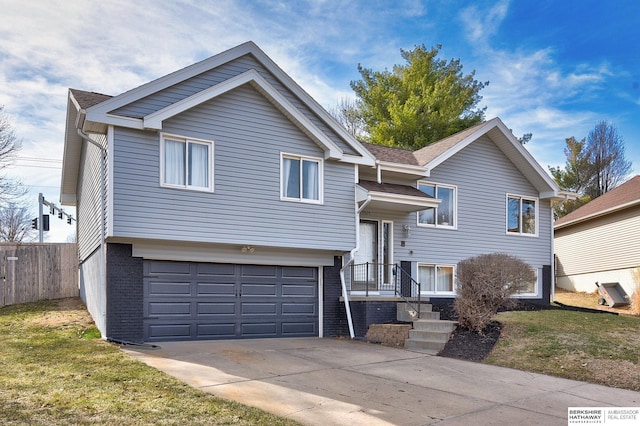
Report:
348,262,422,318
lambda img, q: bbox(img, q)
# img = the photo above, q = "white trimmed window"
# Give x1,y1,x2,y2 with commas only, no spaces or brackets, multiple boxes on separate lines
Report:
418,264,455,295
161,134,213,192
418,182,456,228
281,153,323,203
507,194,537,236
516,268,539,297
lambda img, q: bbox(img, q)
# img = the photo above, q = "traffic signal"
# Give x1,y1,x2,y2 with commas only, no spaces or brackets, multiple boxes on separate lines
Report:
42,214,50,231
31,218,38,230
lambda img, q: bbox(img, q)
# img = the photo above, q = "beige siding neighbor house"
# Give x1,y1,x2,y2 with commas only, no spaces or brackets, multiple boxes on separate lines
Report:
554,175,640,297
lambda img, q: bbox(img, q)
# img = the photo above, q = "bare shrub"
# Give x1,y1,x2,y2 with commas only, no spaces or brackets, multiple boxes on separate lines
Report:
454,253,536,332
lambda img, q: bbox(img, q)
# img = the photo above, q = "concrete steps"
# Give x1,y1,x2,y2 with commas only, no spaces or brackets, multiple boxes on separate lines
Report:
398,303,458,355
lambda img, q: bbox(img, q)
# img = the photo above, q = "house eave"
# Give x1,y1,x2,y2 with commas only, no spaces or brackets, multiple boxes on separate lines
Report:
359,191,440,213
554,199,640,230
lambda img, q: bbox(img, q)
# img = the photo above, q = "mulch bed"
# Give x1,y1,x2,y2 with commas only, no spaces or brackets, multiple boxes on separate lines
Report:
436,301,619,362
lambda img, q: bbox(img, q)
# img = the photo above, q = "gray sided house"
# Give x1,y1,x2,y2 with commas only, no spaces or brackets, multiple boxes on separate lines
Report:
61,42,566,343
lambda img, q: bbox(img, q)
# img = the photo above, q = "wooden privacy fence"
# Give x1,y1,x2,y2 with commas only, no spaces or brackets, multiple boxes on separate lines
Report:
0,243,78,307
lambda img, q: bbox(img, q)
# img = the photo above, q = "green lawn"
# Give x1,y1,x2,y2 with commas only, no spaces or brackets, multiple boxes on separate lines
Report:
0,299,299,425
486,308,640,391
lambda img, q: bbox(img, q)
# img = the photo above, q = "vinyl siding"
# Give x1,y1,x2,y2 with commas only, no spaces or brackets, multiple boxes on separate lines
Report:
77,134,107,262
111,54,357,155
369,136,553,269
555,205,640,276
110,84,357,251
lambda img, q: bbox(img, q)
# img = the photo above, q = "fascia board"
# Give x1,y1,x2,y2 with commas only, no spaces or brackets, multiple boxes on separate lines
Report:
85,113,145,130
85,42,258,117
378,161,429,177
248,45,377,166
425,119,498,170
368,191,441,207
492,119,560,194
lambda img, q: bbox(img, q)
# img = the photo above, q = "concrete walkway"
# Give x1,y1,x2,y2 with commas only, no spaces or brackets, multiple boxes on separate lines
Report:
123,338,639,425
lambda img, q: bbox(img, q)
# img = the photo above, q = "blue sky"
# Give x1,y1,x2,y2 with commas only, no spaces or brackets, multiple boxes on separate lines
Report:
1,0,639,242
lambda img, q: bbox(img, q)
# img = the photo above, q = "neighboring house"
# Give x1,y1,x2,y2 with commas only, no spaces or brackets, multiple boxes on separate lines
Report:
554,175,640,298
61,41,568,343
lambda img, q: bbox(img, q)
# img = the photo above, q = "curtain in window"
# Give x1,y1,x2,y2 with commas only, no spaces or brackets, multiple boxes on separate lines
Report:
302,160,318,200
437,267,453,292
418,265,435,292
188,142,209,187
165,139,185,185
282,157,300,198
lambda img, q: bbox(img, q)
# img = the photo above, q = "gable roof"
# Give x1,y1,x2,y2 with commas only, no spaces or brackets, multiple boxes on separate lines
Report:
362,117,563,199
554,175,640,229
62,42,376,204
80,41,374,165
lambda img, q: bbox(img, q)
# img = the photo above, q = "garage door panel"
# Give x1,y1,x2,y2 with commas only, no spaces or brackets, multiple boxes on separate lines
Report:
281,267,317,279
197,282,235,296
197,302,236,315
148,302,191,316
282,322,316,336
144,261,318,341
241,265,278,277
281,284,316,297
148,323,191,339
196,263,236,276
282,303,316,315
197,323,236,338
242,322,278,336
148,282,191,296
241,283,277,296
242,302,277,315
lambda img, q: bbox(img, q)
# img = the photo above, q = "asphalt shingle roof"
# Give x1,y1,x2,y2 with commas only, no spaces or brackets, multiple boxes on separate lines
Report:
554,175,640,227
70,88,112,109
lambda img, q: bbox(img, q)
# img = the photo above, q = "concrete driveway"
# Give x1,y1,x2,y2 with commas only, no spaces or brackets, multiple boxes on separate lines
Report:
123,338,639,425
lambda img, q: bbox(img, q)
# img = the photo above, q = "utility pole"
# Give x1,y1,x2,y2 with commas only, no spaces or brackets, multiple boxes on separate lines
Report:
38,193,44,243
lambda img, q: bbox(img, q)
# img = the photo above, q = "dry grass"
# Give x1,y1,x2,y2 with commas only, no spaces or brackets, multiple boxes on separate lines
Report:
0,298,299,426
554,287,635,316
485,289,640,391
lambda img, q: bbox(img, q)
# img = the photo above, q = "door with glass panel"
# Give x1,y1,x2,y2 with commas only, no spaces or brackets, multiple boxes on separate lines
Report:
353,221,378,291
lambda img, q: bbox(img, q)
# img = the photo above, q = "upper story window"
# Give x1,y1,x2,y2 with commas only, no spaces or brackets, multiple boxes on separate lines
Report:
161,134,213,192
418,182,456,228
507,194,537,236
281,153,323,204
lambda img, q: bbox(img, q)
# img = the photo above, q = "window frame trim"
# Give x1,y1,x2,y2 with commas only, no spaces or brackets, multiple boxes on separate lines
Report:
159,132,214,192
514,267,540,298
280,152,324,204
417,262,457,296
416,181,458,230
505,193,539,237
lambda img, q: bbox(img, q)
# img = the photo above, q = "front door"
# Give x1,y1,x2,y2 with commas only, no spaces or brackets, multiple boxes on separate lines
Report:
353,221,377,291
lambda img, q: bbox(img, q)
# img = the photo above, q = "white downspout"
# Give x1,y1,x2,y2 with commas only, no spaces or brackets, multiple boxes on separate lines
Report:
340,194,372,339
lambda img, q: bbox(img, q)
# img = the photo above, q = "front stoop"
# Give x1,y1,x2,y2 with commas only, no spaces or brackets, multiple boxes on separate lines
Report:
404,319,458,354
396,302,439,322
397,303,458,355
